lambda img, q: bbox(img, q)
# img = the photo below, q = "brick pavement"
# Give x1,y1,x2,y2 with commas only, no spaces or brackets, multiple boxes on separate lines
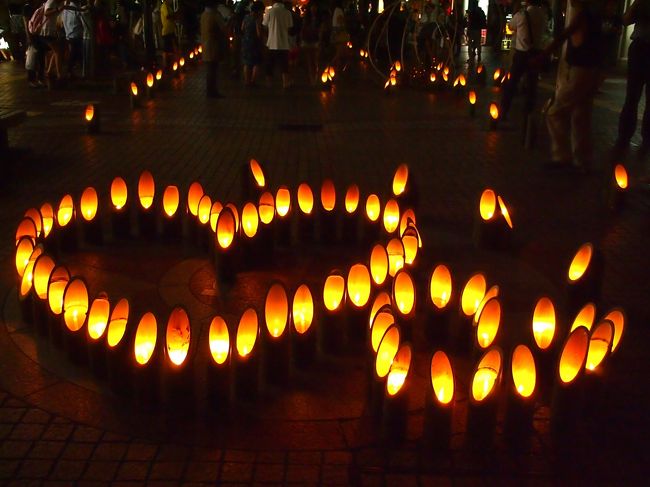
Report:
0,48,649,485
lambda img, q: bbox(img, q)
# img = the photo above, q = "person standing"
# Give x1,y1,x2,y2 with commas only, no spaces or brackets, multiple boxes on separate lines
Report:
500,0,548,119
241,0,264,86
615,0,650,156
201,0,227,97
160,0,177,68
329,0,348,73
263,0,293,88
301,1,322,84
40,0,64,83
61,0,84,78
466,1,486,62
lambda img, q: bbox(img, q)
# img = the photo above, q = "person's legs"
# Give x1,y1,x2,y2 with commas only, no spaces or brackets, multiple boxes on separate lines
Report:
546,66,577,163
206,61,220,96
500,50,527,118
243,64,251,85
524,65,540,114
252,64,260,84
266,50,276,84
571,68,601,169
67,38,82,76
617,40,644,148
279,50,291,88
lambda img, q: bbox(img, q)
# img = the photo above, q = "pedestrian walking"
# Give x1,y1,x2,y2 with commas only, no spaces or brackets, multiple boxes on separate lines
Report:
263,0,293,88
301,1,323,84
201,0,228,97
241,1,264,86
466,0,486,62
61,0,84,78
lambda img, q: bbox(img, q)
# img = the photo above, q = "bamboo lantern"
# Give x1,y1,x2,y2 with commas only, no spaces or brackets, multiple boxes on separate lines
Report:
382,343,412,442
15,237,35,280
209,201,223,234
392,270,416,336
79,186,102,245
274,186,292,246
370,306,395,358
386,238,405,278
233,308,260,400
257,191,275,260
468,90,477,117
84,103,100,133
129,81,140,108
467,347,503,446
504,344,537,446
137,170,156,238
61,277,89,363
609,164,628,211
401,224,419,266
320,271,346,354
363,193,381,244
106,298,131,394
346,264,372,344
15,217,37,246
474,297,500,353
46,265,69,344
391,164,409,200
423,351,455,450
161,307,195,406
56,194,77,252
399,209,417,240
187,181,204,217
368,292,391,331
370,324,401,418
426,264,453,343
239,202,260,268
566,242,603,311
262,283,290,384
241,158,266,201
474,189,511,249
570,302,596,332
145,72,155,98
531,296,557,391
18,245,43,325
475,62,486,84
319,179,338,243
291,284,316,368
156,68,163,81
110,177,130,239
23,209,42,239
214,207,238,283
382,199,400,235
161,185,181,241
131,312,160,406
40,203,55,239
602,308,625,355
86,292,110,377
492,68,502,86
369,244,389,289
31,254,55,334
196,194,213,251
342,184,360,244
551,326,589,439
207,315,231,407
297,183,315,243
585,319,614,374
488,102,499,130
455,273,486,352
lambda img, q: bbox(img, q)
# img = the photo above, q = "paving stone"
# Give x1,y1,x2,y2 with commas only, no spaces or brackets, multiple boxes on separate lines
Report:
22,409,52,424
0,459,20,479
116,461,150,481
61,442,96,460
156,444,191,461
49,459,87,480
223,450,257,463
183,461,220,482
253,462,285,482
324,450,352,465
9,423,46,441
42,423,74,441
288,450,322,465
321,465,350,484
91,442,128,461
190,447,222,462
385,473,419,487
256,450,285,464
73,426,104,443
28,440,65,459
0,440,33,459
126,442,158,461
0,407,26,423
219,462,253,483
102,431,130,442
0,423,13,439
148,461,186,480
16,458,55,478
285,464,320,483
82,460,119,481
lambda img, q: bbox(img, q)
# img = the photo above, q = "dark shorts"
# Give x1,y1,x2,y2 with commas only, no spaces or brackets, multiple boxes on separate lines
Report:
266,49,289,75
163,34,176,53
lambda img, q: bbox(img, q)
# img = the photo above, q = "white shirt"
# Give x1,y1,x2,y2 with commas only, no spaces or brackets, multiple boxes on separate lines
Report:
332,7,344,28
263,2,293,50
41,0,60,38
508,5,548,51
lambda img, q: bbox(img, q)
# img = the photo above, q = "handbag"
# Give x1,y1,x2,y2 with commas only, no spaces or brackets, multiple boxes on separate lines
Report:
25,45,37,71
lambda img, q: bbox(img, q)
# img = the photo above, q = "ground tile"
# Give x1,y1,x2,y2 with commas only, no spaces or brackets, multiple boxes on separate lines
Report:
82,460,119,481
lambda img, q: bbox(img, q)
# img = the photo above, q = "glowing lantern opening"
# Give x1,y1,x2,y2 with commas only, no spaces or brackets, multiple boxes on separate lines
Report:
489,103,499,120
24,208,43,235
166,307,190,366
493,68,501,81
241,202,259,238
179,57,185,67
87,293,110,340
173,61,178,71
258,192,275,225
602,308,625,353
471,348,502,402
328,66,335,77
382,199,400,234
430,351,454,405
163,186,180,217
511,345,536,398
209,201,223,231
187,182,204,216
292,284,314,334
297,183,314,215
85,104,94,121
346,264,371,309
474,285,499,322
189,51,194,59
375,325,400,378
365,194,381,222
40,203,54,237
80,187,98,221
387,344,411,396
130,82,138,96
156,69,163,81
613,164,628,189
225,203,240,232
215,208,236,249
275,186,291,217
468,90,477,105
320,179,336,212
460,273,487,316
134,312,157,365
429,72,436,82
15,237,35,278
386,238,405,277
369,244,389,286
371,307,395,352
197,194,212,225
19,246,43,298
393,270,415,316
344,185,360,214
138,170,155,210
47,266,69,315
399,209,416,237
63,278,89,332
401,226,419,265
264,283,289,338
586,320,614,372
475,297,500,349
429,264,452,309
107,298,129,347
496,196,513,228
249,159,265,188
392,164,409,196
236,308,258,357
532,297,556,350
369,292,391,328
322,72,329,83
198,45,203,53
146,73,154,88
323,273,345,312
33,254,55,300
394,60,402,72
110,177,128,210
57,195,74,227
209,316,230,364
570,302,596,332
479,189,496,221
477,64,484,74
558,327,589,384
15,218,37,245
568,242,592,282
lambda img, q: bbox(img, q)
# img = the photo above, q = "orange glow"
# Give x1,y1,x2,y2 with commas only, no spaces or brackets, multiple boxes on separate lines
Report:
322,72,330,83
320,179,336,212
475,298,500,348
275,186,291,217
173,61,178,71
107,298,129,348
197,194,212,225
15,218,37,245
558,327,589,384
392,164,409,196
63,279,89,332
429,72,436,82
130,82,138,96
24,208,42,235
471,348,502,402
40,203,54,237
386,238,405,277
429,264,452,309
258,192,275,225
111,177,128,210
382,199,400,234
346,264,371,308
570,302,596,332
386,344,411,396
328,65,335,78
370,244,389,286
236,308,258,357
189,51,194,59
613,164,628,189
399,209,416,237
225,203,240,232
241,202,259,238
511,345,536,398
292,284,314,334
216,208,236,249
20,246,42,298
393,270,415,316
365,194,381,222
477,63,484,74
401,226,419,265
532,296,556,350
209,316,230,364
15,237,35,278
137,170,155,210
430,351,454,405
460,273,487,316
134,312,157,365
323,273,345,311
394,60,402,72
479,189,496,220
375,325,400,378
80,187,98,221
187,181,204,216
370,307,394,352
46,266,69,315
468,90,477,105
166,307,190,366
57,195,74,227
297,183,314,215
569,243,594,282
586,320,613,372
198,45,203,53
162,186,180,217
489,103,499,120
497,196,513,228
390,76,397,86
87,293,110,340
156,69,163,81
85,104,94,121
209,201,223,232
249,159,265,188
146,72,154,88
32,254,55,300
474,285,499,323
493,68,501,81
264,283,289,338
344,185,360,214
179,57,185,67
602,308,625,353
369,292,391,328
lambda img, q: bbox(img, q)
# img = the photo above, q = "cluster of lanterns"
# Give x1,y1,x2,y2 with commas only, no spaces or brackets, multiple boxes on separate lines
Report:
320,66,336,91
383,61,402,91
